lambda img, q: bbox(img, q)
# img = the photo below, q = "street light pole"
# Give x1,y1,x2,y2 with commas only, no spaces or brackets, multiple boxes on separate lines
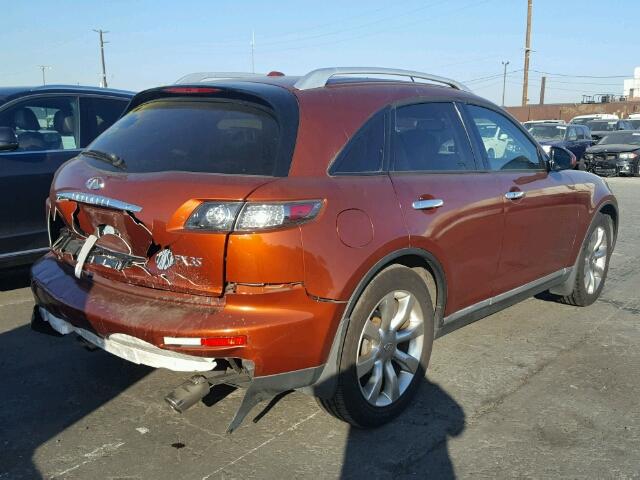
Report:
38,65,51,85
501,60,510,106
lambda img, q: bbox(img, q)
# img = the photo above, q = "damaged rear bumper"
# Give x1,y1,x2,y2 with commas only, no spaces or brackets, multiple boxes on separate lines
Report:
38,307,217,371
31,254,344,377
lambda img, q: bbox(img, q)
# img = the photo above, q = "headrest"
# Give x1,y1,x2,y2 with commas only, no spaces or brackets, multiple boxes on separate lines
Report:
54,110,74,135
13,108,40,131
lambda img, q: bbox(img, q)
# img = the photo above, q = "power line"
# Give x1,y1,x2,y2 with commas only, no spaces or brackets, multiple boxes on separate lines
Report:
530,69,628,79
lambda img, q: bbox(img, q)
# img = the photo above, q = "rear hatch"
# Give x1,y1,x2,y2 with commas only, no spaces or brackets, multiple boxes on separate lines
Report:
49,84,298,296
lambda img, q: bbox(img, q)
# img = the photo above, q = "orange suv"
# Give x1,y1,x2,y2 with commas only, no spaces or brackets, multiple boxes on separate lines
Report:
31,67,618,431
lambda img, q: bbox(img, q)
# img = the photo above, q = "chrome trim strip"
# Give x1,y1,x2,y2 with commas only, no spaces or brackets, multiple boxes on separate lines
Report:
443,267,571,325
412,199,444,210
56,192,142,213
0,247,49,260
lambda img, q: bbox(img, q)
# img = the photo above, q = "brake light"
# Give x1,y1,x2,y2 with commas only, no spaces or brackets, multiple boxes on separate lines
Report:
184,200,323,232
163,87,222,94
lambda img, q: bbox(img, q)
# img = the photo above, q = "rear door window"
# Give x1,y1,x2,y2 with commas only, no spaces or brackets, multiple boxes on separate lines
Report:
391,102,477,172
84,99,280,175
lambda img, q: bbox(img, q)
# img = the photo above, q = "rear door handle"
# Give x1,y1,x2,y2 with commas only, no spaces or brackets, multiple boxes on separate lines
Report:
412,199,444,210
505,191,525,200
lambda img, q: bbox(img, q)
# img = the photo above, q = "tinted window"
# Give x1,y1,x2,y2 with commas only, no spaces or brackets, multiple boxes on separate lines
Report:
392,102,476,172
529,124,565,141
0,96,79,152
466,105,542,171
575,127,585,140
331,111,384,174
81,96,128,146
567,127,578,141
85,99,280,175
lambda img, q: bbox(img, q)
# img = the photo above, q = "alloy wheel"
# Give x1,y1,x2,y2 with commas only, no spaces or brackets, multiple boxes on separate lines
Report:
583,225,608,295
356,290,425,407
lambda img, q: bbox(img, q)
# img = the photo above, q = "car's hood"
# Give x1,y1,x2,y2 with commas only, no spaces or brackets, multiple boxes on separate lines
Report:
587,144,640,154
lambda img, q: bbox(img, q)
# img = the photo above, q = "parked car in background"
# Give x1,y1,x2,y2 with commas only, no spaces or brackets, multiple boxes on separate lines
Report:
528,122,592,166
30,67,618,432
584,130,640,177
627,118,640,129
570,113,618,126
0,85,133,268
522,119,565,130
586,119,634,142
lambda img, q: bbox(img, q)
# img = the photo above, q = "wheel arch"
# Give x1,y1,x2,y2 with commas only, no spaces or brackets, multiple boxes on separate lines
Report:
307,247,447,398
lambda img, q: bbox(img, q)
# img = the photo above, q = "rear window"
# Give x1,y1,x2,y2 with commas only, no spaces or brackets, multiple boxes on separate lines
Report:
84,99,280,175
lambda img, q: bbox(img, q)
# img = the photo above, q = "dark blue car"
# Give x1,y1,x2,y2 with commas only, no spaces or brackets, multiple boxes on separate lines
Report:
528,123,593,165
0,85,133,268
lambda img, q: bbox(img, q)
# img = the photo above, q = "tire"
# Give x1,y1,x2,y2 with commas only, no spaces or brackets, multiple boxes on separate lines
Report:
561,213,612,307
317,265,435,428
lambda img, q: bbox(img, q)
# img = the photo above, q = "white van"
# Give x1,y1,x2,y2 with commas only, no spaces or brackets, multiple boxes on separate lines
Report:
570,113,619,125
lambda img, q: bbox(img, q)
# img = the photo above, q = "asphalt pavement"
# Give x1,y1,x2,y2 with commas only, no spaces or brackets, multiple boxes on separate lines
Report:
1,177,639,479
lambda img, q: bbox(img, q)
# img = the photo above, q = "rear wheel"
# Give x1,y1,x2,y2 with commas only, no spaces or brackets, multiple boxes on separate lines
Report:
561,213,612,306
318,265,434,427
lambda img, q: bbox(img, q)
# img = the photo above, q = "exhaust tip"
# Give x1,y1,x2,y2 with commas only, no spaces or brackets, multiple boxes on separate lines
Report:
164,375,211,413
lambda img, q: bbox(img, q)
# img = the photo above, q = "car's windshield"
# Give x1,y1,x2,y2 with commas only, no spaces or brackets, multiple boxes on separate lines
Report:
529,124,566,141
84,99,281,175
587,121,617,131
598,131,640,146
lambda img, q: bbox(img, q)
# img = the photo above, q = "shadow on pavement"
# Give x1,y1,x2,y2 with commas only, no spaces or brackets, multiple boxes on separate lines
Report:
339,379,465,479
0,323,151,479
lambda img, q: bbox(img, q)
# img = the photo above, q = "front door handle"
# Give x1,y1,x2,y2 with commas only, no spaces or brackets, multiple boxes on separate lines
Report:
505,191,525,200
412,199,444,210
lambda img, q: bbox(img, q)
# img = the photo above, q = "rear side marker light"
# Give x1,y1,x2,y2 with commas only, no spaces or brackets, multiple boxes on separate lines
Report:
164,336,247,347
185,200,323,232
162,87,222,94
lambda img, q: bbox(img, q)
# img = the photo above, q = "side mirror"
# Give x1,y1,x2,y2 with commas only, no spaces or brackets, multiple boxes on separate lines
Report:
0,126,19,152
498,133,508,141
547,146,576,171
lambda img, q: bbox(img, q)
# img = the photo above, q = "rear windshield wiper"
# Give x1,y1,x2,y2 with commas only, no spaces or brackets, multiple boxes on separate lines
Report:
82,149,127,170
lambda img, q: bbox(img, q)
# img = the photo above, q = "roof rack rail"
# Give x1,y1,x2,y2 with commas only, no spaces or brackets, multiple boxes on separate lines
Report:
293,67,470,92
175,72,263,84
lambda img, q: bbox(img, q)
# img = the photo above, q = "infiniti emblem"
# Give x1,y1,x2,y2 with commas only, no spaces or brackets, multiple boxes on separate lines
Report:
155,249,175,271
86,177,105,190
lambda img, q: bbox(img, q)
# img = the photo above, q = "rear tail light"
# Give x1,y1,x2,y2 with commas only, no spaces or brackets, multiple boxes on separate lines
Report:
184,200,322,232
164,335,247,347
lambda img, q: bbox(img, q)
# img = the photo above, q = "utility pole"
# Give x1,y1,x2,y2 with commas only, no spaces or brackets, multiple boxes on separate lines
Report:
37,65,51,85
250,30,255,74
93,29,109,87
521,0,533,106
539,75,546,104
501,60,510,106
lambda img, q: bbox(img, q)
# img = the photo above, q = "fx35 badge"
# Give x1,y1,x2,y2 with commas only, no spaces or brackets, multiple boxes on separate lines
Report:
155,249,203,271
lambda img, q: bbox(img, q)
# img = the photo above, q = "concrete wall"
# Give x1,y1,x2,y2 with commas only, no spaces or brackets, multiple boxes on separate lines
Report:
506,100,640,122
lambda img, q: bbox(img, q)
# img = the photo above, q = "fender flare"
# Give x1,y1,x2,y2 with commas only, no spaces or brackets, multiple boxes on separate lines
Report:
304,247,447,398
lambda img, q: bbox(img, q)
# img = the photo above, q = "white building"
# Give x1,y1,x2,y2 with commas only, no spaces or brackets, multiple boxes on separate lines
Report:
623,67,640,99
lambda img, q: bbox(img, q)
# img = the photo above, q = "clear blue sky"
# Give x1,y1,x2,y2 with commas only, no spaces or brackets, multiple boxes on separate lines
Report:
2,0,637,106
